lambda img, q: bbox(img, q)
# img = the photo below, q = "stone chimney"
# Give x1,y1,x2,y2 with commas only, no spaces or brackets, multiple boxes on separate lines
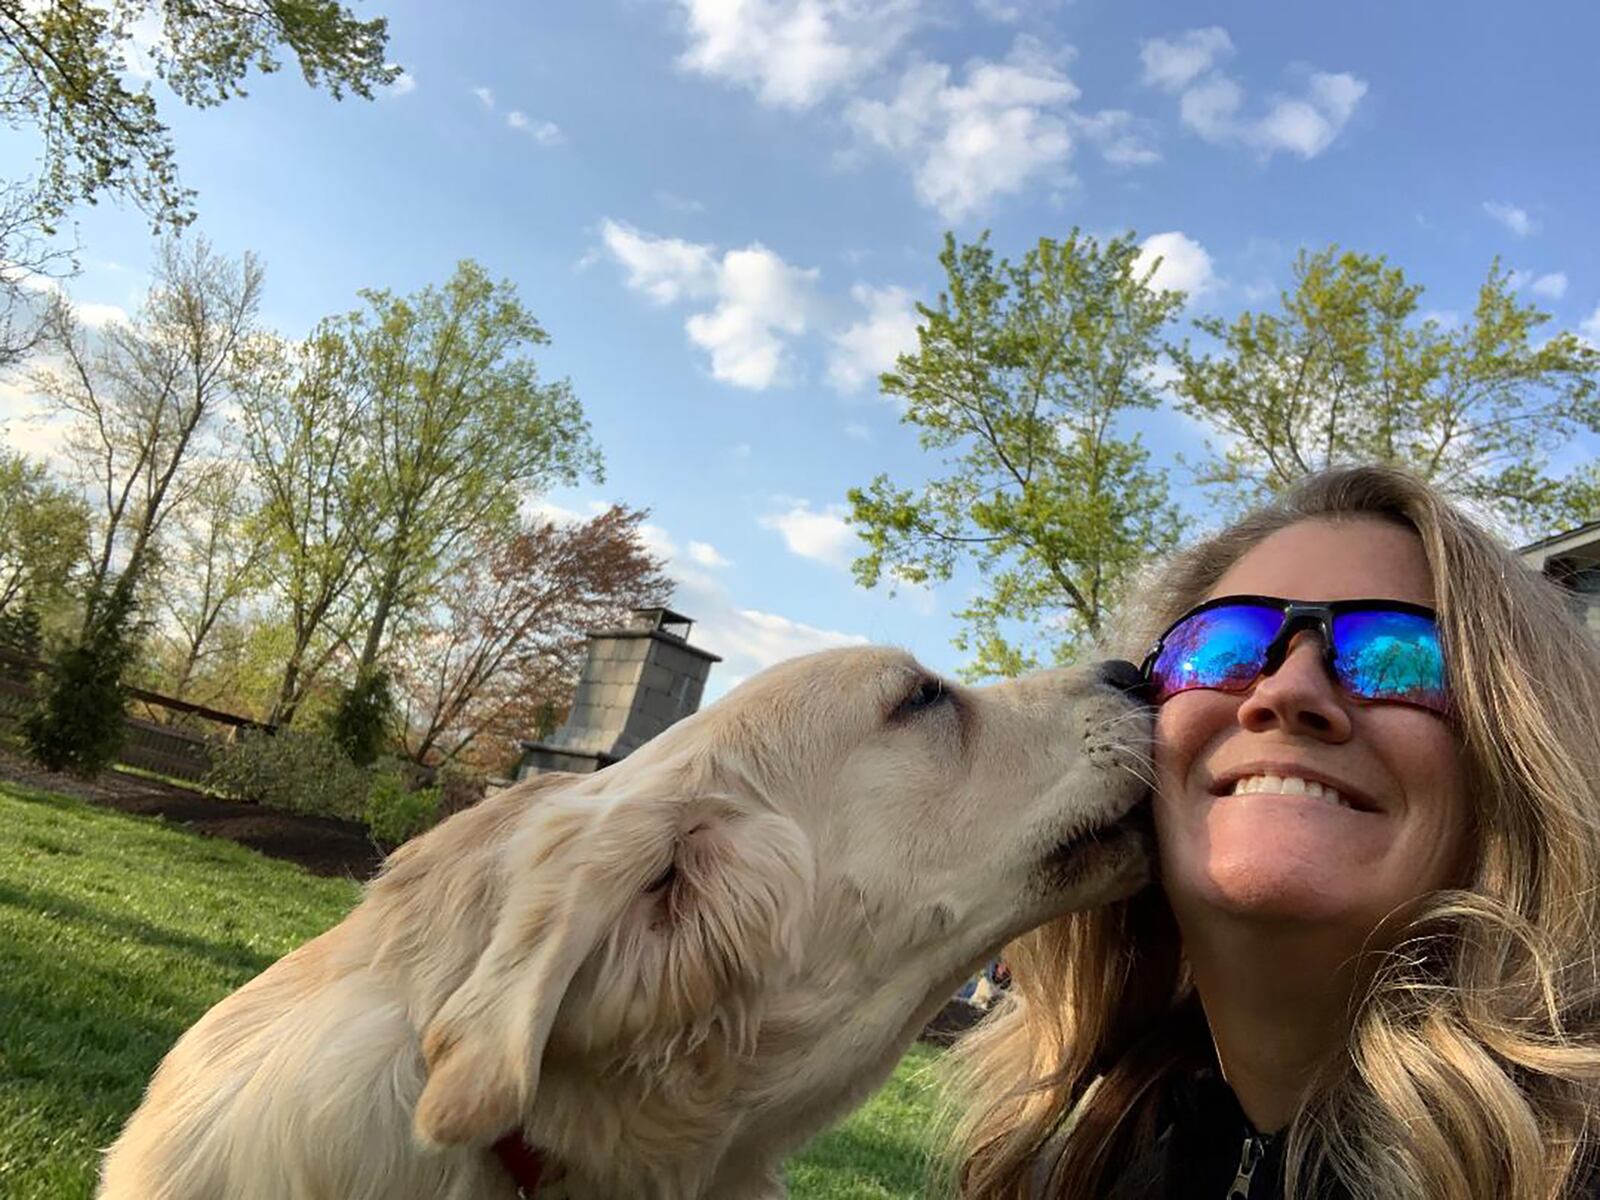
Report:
516,607,721,777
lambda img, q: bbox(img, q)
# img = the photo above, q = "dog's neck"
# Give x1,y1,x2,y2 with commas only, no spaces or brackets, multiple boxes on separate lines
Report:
519,948,974,1199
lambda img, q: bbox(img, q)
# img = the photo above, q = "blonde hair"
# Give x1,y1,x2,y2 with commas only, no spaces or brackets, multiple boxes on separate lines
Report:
950,466,1600,1200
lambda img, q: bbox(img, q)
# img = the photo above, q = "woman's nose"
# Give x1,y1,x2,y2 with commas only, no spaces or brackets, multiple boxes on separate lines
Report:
1235,634,1353,741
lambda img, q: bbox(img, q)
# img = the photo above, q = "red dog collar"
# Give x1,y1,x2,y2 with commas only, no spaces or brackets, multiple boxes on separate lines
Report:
492,1132,553,1196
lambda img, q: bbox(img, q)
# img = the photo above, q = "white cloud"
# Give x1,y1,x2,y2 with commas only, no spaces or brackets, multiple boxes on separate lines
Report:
73,301,131,329
0,262,130,329
674,0,917,109
1071,108,1160,166
472,86,495,111
638,521,680,563
387,71,416,97
1179,70,1366,158
599,219,718,304
685,246,818,388
599,220,818,390
1147,31,1366,162
1140,27,1233,92
687,540,732,568
0,375,70,468
827,283,920,392
1484,201,1538,238
1578,305,1600,347
1135,231,1214,298
695,606,868,702
1177,74,1244,141
507,111,564,145
846,37,1078,220
1251,72,1367,158
1529,271,1568,300
119,12,164,81
759,501,856,568
843,422,872,440
1508,269,1568,299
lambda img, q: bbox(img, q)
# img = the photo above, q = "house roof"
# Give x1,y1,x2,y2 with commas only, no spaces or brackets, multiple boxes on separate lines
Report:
1519,518,1600,570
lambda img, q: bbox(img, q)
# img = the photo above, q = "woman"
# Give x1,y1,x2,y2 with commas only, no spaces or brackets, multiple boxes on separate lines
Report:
951,466,1600,1199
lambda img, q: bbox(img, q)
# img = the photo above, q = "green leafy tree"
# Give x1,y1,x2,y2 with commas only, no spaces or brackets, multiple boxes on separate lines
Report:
0,446,89,627
236,323,376,725
325,664,394,767
23,576,140,775
0,0,397,232
849,231,1186,677
0,0,397,363
1170,248,1600,533
346,260,603,677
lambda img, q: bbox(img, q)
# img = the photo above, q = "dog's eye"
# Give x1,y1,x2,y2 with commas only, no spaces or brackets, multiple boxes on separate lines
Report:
891,676,948,721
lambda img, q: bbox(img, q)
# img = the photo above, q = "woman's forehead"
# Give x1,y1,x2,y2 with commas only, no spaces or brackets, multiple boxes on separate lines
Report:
1208,517,1435,607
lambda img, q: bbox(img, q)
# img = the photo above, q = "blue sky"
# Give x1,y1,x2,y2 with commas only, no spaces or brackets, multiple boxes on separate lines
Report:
4,0,1599,697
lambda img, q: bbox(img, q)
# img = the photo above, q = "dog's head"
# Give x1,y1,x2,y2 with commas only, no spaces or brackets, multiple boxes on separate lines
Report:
412,647,1149,1147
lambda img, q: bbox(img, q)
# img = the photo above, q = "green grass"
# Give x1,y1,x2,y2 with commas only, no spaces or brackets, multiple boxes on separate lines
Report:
0,780,945,1198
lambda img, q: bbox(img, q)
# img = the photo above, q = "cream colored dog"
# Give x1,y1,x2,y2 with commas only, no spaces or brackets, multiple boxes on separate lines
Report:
99,647,1151,1200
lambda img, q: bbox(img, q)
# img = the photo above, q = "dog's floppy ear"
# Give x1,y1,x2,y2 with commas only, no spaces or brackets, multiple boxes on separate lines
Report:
412,773,814,1147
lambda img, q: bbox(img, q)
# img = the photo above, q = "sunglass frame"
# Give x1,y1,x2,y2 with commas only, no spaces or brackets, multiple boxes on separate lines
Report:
1139,593,1447,711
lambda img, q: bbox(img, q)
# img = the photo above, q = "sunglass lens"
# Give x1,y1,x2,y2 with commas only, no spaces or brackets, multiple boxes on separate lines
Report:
1150,604,1284,702
1331,610,1448,713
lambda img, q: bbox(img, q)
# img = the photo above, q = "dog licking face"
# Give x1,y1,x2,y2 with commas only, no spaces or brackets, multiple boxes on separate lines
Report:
100,647,1150,1200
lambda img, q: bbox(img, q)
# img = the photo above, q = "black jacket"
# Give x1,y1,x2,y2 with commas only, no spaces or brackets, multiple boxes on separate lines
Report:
1083,1069,1600,1200
1099,1069,1317,1200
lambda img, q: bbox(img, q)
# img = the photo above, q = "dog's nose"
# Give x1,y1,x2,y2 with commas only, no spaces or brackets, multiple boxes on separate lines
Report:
1098,659,1150,699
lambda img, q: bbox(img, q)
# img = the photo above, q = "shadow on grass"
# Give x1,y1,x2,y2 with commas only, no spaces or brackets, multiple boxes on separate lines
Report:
0,879,278,977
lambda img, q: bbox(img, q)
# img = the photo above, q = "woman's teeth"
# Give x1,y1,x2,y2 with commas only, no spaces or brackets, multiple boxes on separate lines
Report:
1228,774,1348,807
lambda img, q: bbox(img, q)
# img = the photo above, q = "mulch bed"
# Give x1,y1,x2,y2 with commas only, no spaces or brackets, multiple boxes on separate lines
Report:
0,744,385,881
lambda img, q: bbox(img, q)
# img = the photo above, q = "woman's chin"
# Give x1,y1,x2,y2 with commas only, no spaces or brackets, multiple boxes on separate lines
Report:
1164,797,1395,922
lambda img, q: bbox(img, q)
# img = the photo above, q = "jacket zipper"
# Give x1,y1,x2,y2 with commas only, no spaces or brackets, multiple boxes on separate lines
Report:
1226,1132,1267,1199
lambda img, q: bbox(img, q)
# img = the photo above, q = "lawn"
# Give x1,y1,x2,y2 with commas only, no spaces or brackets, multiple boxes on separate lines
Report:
0,779,946,1198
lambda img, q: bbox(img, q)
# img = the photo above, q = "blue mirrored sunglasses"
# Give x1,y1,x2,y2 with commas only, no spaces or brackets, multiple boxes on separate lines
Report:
1139,595,1449,715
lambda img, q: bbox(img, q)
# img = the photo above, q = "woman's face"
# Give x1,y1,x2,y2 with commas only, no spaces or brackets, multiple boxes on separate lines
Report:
1153,517,1472,931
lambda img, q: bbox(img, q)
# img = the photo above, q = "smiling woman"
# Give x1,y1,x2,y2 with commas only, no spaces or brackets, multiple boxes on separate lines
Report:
948,466,1600,1200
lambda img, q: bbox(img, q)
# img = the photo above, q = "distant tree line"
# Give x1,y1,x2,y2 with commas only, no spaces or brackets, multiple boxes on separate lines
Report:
3,243,669,775
1,0,670,780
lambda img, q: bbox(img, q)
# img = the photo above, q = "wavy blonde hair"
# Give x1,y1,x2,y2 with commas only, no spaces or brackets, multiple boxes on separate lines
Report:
949,466,1600,1200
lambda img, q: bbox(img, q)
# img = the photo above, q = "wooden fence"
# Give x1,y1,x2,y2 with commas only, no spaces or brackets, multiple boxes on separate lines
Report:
0,648,271,784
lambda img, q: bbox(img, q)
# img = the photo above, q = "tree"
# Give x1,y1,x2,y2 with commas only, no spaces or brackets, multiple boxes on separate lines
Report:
0,0,396,231
324,664,394,766
0,446,88,628
23,574,140,776
346,260,603,677
0,0,397,363
393,505,671,768
33,237,264,635
236,323,376,725
1170,248,1600,533
848,231,1186,677
146,468,265,704
0,178,74,370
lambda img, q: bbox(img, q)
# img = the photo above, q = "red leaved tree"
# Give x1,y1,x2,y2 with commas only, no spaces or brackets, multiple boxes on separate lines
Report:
395,505,671,770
